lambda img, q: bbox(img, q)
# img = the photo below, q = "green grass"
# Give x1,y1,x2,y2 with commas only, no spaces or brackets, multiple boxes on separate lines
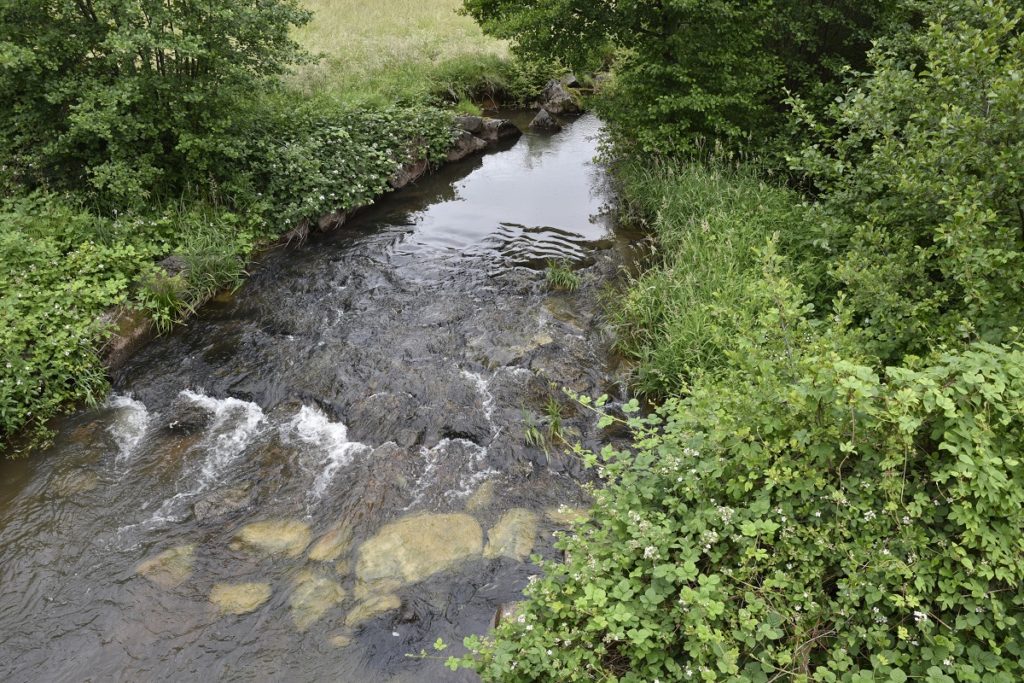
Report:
290,0,510,105
611,158,826,395
545,259,582,291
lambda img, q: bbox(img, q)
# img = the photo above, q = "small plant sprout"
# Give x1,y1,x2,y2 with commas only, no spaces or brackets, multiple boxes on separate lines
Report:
545,259,581,291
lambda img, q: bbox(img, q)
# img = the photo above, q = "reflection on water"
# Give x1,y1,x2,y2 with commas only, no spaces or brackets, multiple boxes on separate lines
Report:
0,114,637,682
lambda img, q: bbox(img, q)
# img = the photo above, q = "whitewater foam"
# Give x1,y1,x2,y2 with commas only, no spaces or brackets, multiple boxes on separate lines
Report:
106,394,150,462
286,405,370,498
179,390,266,491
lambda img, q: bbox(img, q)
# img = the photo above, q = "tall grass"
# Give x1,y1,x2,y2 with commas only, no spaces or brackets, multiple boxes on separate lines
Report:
612,159,825,395
291,0,509,105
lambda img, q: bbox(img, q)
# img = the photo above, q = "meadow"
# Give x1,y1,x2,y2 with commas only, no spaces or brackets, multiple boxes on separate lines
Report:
291,0,508,105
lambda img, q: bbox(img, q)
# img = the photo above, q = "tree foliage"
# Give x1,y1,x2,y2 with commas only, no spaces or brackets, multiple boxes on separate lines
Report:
792,0,1024,360
462,0,907,154
0,0,311,204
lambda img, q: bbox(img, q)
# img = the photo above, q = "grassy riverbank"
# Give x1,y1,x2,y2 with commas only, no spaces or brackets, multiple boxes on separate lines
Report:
0,0,542,454
453,0,1024,679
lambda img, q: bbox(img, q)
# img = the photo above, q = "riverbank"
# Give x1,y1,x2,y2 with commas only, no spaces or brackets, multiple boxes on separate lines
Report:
452,1,1024,678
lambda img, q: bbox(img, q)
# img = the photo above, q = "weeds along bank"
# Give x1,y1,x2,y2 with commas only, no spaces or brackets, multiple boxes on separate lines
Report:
451,0,1024,679
0,1,557,454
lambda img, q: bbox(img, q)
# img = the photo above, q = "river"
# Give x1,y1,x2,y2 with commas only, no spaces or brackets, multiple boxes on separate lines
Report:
0,113,635,682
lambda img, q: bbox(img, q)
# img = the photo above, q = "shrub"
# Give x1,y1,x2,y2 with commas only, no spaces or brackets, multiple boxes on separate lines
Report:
0,196,137,450
791,0,1024,360
455,260,1024,681
233,100,456,232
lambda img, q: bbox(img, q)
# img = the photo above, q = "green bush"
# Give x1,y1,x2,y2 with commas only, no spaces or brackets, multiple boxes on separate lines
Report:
232,99,456,231
455,260,1024,681
791,0,1024,360
452,0,1024,680
0,196,137,450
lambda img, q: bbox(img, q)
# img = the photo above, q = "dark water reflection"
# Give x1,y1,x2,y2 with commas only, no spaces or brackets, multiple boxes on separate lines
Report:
0,114,637,682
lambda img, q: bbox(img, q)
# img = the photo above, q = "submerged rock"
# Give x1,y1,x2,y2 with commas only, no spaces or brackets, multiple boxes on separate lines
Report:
356,513,483,586
529,108,562,133
290,570,346,632
192,483,253,522
137,545,195,589
308,523,354,563
53,470,99,496
210,582,272,615
484,509,539,561
232,519,311,558
164,394,216,435
345,593,402,627
329,633,354,648
546,505,591,526
466,479,497,512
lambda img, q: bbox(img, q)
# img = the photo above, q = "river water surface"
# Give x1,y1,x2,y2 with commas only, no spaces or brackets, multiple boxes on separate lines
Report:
0,114,634,682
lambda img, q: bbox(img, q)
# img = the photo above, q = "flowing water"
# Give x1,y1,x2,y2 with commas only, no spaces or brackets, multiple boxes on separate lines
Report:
0,114,638,682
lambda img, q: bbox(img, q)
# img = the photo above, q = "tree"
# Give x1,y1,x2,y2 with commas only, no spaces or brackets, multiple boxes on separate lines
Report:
462,0,907,155
0,0,311,204
792,0,1024,358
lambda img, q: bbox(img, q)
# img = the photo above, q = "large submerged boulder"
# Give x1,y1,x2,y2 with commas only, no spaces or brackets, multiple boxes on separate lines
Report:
355,513,483,586
483,508,539,561
137,545,195,589
210,582,272,615
345,593,402,627
290,570,346,631
232,519,312,558
308,522,354,562
192,483,254,522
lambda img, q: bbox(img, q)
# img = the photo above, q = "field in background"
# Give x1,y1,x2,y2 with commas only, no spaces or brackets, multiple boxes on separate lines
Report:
292,0,508,104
